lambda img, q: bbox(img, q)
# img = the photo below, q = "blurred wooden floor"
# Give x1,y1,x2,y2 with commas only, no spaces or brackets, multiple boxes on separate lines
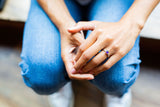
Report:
0,47,160,107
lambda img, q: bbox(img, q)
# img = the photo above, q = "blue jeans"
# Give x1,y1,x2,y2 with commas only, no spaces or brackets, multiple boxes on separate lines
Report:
19,0,141,96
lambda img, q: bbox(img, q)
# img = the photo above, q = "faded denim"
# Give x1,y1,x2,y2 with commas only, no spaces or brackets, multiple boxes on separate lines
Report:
19,0,141,96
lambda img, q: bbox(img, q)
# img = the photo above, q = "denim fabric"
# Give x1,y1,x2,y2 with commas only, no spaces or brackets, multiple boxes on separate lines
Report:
19,0,141,96
87,0,141,96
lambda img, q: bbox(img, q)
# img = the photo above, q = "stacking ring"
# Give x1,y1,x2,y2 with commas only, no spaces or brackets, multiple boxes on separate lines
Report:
103,49,109,57
80,30,84,37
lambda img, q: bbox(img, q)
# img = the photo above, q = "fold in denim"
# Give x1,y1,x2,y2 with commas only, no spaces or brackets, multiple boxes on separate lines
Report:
19,0,140,96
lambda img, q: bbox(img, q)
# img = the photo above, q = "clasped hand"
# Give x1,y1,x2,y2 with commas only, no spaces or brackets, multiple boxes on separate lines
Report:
61,20,140,80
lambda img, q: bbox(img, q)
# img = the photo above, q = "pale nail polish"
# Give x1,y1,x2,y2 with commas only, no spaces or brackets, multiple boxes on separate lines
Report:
71,68,76,74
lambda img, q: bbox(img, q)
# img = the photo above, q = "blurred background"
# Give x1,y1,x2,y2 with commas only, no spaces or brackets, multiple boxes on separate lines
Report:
0,0,160,107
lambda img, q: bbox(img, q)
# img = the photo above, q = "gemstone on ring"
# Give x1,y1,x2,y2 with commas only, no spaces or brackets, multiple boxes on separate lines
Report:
103,49,109,57
106,50,109,54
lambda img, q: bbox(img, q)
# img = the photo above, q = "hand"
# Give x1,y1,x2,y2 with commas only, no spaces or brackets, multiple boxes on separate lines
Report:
60,29,94,80
68,20,141,75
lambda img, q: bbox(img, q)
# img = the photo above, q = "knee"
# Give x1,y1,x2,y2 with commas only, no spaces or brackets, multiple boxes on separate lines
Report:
103,77,130,96
19,54,67,95
94,61,140,96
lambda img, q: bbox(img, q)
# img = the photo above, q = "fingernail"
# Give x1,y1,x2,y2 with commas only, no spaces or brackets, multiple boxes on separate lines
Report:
68,27,74,30
89,76,94,80
86,75,94,80
71,68,76,74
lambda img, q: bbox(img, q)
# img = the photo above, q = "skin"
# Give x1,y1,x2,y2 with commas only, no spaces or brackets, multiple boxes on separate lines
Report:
37,0,159,79
37,0,94,80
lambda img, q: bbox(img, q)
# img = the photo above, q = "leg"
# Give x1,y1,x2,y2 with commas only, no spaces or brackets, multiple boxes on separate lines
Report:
19,0,82,95
90,37,141,96
87,0,141,96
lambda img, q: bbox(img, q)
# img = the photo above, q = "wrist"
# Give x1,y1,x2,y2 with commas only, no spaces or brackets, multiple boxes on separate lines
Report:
121,13,145,31
119,16,143,39
58,20,76,34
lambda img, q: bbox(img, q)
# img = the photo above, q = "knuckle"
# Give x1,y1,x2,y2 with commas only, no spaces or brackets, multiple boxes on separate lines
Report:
77,21,85,25
77,21,82,25
92,60,99,66
118,50,125,56
79,46,85,53
106,36,113,42
96,28,103,33
112,44,120,50
103,64,110,70
82,53,90,60
82,26,87,29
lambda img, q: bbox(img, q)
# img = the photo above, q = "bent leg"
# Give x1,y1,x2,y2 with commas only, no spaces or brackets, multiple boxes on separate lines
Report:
88,0,134,22
19,0,82,95
87,0,141,96
90,37,141,96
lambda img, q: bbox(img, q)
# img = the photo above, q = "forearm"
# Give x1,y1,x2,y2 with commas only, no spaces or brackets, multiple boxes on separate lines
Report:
121,0,159,32
37,0,75,33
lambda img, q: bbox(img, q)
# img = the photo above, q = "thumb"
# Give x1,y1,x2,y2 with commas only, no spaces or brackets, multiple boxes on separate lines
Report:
64,59,94,80
68,21,96,33
74,30,85,45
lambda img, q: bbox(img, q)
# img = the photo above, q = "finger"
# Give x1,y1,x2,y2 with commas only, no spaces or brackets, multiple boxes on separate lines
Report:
65,59,94,80
82,47,113,73
74,41,103,72
69,73,94,80
81,50,108,73
74,30,99,61
90,53,122,76
72,31,85,46
68,21,96,33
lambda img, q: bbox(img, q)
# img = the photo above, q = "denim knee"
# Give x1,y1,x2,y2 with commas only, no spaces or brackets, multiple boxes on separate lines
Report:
107,65,139,96
90,58,141,96
19,54,69,95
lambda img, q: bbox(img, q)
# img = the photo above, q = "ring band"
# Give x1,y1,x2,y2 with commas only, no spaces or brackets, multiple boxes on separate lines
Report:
103,49,109,57
80,30,84,37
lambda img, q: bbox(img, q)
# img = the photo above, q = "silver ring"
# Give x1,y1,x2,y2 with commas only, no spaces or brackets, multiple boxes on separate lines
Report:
80,30,84,37
103,49,109,57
